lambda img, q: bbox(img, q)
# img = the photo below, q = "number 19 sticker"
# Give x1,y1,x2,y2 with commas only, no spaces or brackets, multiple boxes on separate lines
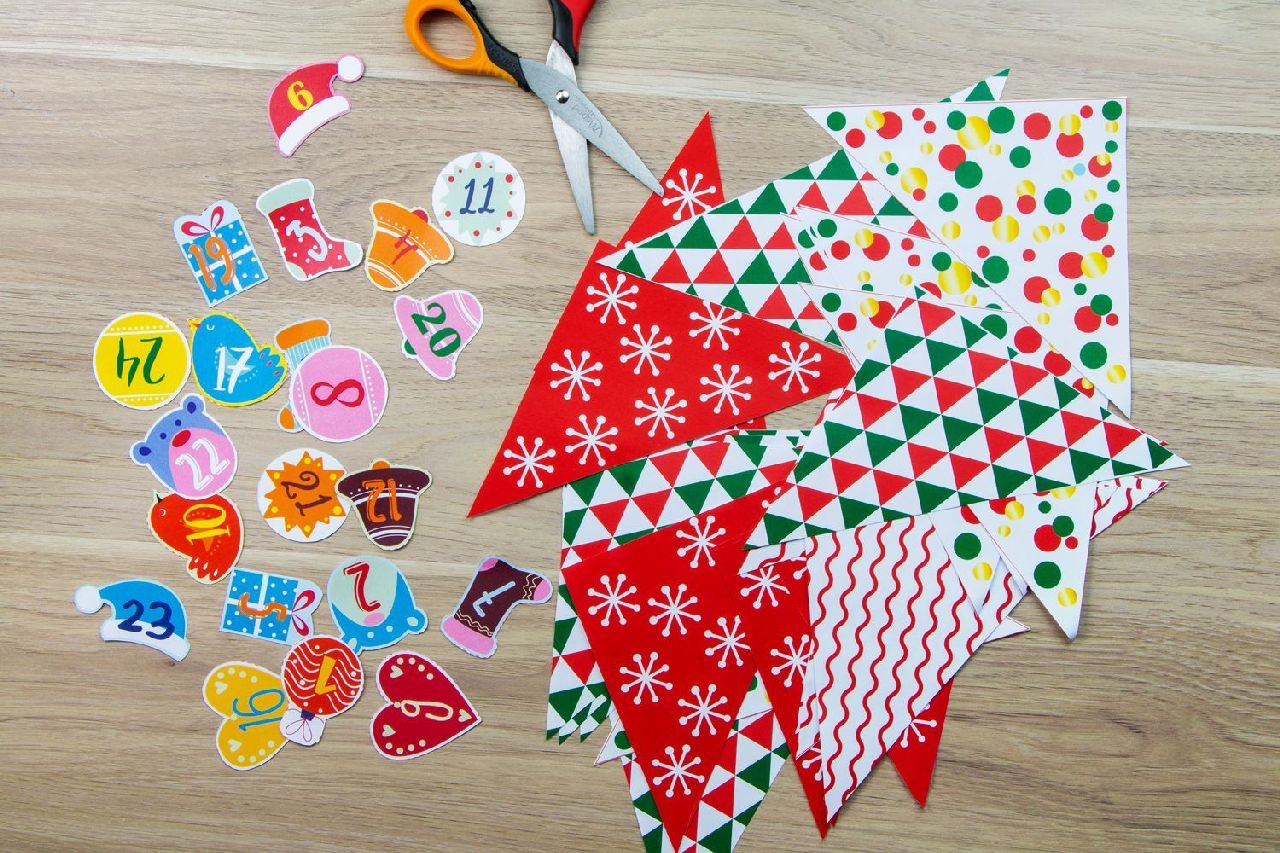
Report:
432,151,525,247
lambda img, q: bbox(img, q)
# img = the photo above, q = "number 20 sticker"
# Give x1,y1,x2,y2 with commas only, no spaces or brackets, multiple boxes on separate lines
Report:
394,290,484,381
432,151,525,247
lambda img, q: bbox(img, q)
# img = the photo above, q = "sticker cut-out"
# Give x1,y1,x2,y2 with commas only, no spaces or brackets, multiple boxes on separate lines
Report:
257,448,347,543
432,151,525,247
268,55,364,157
93,312,190,410
327,555,428,653
222,567,322,645
366,200,454,291
280,635,364,746
394,290,483,381
174,201,269,306
190,312,286,407
74,579,189,661
274,319,388,442
337,460,431,550
256,179,363,280
370,651,480,760
442,556,552,659
148,492,242,584
131,394,237,499
204,661,288,771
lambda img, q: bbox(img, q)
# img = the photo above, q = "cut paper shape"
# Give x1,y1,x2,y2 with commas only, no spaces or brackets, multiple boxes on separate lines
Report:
887,681,953,808
222,567,322,646
1093,474,1166,535
174,200,269,306
280,636,364,746
366,199,454,290
256,179,362,280
147,492,242,584
92,312,190,410
470,242,853,516
257,448,346,543
618,112,724,249
268,54,364,156
337,460,432,550
74,579,189,662
807,99,1134,414
441,556,552,659
930,505,1006,610
750,297,1185,546
432,151,526,247
370,651,481,760
189,312,287,407
327,555,427,653
274,319,387,442
598,72,1011,346
395,290,484,381
204,662,287,771
970,486,1099,639
130,394,237,500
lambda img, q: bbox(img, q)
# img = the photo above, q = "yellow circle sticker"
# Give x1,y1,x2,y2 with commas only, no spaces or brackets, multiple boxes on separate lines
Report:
93,312,190,409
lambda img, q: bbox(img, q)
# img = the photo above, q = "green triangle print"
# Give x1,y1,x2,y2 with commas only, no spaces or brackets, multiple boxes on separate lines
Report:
609,459,647,497
915,479,956,513
1055,377,1081,409
824,420,862,453
677,217,718,249
698,821,735,853
899,404,940,439
966,79,995,101
942,415,982,449
675,479,715,513
709,198,744,215
866,431,904,465
992,464,1032,495
746,183,788,214
737,753,777,792
783,163,815,180
716,469,756,499
961,316,990,348
734,434,770,466
615,250,645,278
562,508,587,546
638,231,674,250
1034,474,1070,491
547,687,583,725
884,328,925,363
737,252,778,285
1070,447,1110,481
794,450,829,482
1018,398,1059,434
875,195,913,218
614,530,650,546
552,614,578,650
817,149,859,180
780,257,810,284
762,512,804,544
1146,437,1176,469
926,338,967,374
569,471,603,504
857,358,890,384
721,284,751,313
977,388,1017,423
839,496,881,529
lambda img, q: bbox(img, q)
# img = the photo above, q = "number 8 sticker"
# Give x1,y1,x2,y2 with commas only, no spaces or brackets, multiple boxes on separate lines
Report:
394,290,484,382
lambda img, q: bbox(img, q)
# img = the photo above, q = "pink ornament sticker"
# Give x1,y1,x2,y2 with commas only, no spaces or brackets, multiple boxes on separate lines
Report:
274,319,388,443
394,290,484,381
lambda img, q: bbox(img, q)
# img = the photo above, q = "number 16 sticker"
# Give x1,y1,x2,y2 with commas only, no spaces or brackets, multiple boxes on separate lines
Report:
395,290,484,381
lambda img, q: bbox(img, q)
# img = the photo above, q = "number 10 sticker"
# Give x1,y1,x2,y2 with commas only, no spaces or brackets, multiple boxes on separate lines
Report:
432,151,525,247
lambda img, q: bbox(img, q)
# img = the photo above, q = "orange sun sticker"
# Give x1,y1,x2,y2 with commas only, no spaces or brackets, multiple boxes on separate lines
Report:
257,448,347,543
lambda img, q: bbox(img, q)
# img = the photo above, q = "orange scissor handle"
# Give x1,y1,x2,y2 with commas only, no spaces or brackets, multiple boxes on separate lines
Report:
404,0,530,91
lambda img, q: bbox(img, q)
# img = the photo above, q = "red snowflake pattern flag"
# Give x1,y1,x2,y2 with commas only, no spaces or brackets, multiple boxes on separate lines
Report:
561,493,771,848
887,680,953,807
470,243,854,515
618,113,723,249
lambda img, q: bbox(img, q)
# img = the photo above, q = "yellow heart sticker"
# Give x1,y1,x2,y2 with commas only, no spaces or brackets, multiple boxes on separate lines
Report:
203,661,287,771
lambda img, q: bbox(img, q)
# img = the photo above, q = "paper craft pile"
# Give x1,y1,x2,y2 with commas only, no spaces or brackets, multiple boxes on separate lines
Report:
471,71,1185,849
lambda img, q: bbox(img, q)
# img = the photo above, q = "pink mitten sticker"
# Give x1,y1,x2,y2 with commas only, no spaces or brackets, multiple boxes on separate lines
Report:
274,319,388,442
394,290,483,381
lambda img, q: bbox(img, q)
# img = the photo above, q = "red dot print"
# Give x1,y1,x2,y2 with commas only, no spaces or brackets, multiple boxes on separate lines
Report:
808,252,827,272
976,245,990,259
863,233,890,261
960,504,979,524
938,144,966,171
1074,305,1102,333
975,194,1003,222
837,312,857,331
1044,351,1071,376
1023,249,1036,261
472,229,480,237
912,107,925,121
870,303,895,328
1056,133,1085,158
1102,244,1115,258
1065,536,1080,549
831,240,851,260
1017,194,1037,214
444,210,452,217
1024,112,1051,140
989,498,1014,515
878,111,903,139
1088,155,1112,177
505,174,514,183
1014,326,1042,353
1106,313,1119,326
912,189,926,201
1024,276,1051,303
1081,214,1108,241
919,280,942,299
1034,525,1062,551
447,175,455,183
1059,252,1084,279
901,238,915,250
506,210,513,217
908,254,921,267
923,120,936,133
1080,105,1094,118
845,128,866,148
474,161,481,168
1073,377,1095,396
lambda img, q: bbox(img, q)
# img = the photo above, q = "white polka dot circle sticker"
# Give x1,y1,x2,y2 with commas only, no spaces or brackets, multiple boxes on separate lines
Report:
431,151,526,247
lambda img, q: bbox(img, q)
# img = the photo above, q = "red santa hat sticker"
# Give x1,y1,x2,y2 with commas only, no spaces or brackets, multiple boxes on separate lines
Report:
268,55,364,157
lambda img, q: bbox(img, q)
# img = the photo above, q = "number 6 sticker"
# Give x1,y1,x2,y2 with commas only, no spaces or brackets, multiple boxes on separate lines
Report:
394,290,484,381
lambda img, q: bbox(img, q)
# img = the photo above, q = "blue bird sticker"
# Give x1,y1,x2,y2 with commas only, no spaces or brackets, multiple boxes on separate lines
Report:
190,312,287,407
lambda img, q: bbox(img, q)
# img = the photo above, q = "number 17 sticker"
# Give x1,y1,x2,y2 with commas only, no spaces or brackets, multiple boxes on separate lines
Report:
395,290,483,381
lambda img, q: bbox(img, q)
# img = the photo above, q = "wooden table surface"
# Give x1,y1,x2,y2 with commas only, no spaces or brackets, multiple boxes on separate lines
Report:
2,1,1278,850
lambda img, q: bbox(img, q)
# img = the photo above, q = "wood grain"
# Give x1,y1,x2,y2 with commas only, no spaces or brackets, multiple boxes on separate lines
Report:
1,1,1278,850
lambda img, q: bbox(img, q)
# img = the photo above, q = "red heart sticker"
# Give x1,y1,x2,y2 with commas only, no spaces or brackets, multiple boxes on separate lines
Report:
370,651,480,760
148,492,243,584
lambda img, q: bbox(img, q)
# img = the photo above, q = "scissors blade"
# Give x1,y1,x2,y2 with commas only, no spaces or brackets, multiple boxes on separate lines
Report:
545,41,594,235
519,57,662,196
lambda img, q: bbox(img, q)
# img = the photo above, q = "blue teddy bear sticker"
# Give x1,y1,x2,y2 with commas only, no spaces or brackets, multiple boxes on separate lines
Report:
131,393,237,499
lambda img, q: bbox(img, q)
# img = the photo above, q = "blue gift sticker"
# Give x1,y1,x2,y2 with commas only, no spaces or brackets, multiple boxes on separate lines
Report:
221,567,322,646
174,200,269,306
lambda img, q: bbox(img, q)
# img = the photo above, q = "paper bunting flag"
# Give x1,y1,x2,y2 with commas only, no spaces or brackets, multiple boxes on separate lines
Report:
562,496,772,847
470,243,851,516
597,72,1012,346
886,681,953,808
619,112,724,249
929,506,1005,610
1093,474,1166,535
806,98,1134,414
750,298,1185,546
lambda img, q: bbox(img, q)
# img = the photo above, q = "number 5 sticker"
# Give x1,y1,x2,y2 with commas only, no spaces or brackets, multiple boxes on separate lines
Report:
394,290,484,382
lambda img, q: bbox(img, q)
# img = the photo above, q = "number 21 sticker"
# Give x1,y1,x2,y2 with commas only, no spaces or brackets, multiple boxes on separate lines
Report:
432,151,525,247
257,448,347,543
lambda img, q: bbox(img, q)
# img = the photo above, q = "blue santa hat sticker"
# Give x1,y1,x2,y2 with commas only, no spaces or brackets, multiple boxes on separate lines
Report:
74,579,190,662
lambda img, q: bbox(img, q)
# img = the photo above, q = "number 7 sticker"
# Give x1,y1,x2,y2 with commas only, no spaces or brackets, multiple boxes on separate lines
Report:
395,290,484,381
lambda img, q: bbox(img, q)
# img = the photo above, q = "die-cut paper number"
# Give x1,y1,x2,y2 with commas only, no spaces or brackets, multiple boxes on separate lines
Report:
370,651,480,761
131,394,237,500
221,567,323,646
326,555,427,653
173,201,269,306
148,492,242,584
93,312,191,410
257,448,346,543
432,152,525,247
366,199,454,291
74,579,190,662
190,313,286,407
274,319,387,442
204,661,288,771
279,636,364,746
337,459,432,550
394,290,483,381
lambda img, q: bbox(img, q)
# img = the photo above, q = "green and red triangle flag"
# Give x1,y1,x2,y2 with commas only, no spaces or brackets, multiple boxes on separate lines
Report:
470,243,852,515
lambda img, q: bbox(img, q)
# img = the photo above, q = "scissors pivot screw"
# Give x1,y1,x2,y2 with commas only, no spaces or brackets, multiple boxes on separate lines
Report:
555,90,571,104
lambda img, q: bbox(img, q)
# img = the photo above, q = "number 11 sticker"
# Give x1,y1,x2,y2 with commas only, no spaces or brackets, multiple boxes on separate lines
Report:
432,151,525,247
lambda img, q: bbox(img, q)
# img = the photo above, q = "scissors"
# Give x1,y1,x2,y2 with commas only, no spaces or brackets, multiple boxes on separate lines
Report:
405,0,661,235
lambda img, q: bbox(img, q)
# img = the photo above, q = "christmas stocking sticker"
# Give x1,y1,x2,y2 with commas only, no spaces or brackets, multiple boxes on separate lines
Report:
366,200,454,291
370,652,481,760
256,179,362,281
74,579,190,662
441,556,553,659
147,492,243,585
268,55,364,157
394,290,484,381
